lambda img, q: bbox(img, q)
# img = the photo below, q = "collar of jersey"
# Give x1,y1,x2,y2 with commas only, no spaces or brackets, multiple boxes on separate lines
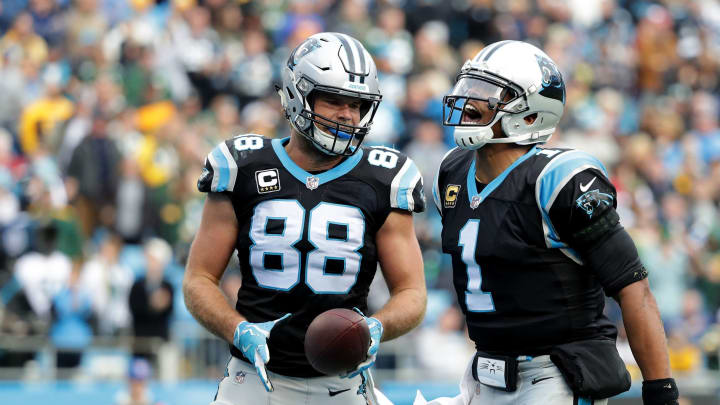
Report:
272,137,364,186
466,145,539,205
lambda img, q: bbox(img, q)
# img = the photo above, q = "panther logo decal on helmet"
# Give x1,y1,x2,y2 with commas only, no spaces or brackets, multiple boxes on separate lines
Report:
535,54,565,104
288,38,322,69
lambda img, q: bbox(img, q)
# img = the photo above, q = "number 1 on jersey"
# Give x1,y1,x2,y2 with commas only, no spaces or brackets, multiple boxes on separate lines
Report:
459,220,495,312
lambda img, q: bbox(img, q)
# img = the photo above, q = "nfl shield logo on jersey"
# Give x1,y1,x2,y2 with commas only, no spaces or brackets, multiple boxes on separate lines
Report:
470,195,481,209
306,176,319,190
234,371,246,384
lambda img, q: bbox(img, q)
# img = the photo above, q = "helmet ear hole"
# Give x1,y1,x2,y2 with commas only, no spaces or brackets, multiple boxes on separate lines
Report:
524,113,538,124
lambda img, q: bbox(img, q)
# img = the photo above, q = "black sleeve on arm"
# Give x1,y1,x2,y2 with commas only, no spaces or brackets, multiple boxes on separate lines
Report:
579,225,648,296
548,169,648,296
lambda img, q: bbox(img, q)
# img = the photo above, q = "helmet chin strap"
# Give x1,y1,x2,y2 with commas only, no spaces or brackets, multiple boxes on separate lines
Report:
454,106,553,149
310,123,355,156
454,123,547,150
453,126,494,150
453,110,508,150
309,124,338,156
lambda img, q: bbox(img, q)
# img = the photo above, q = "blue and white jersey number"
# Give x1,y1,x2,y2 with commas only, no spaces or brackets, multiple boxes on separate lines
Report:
459,219,495,312
249,200,365,293
249,200,304,291
368,149,398,169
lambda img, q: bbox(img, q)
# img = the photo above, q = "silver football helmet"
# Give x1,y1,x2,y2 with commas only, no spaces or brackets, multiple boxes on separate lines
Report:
443,40,565,149
278,32,382,156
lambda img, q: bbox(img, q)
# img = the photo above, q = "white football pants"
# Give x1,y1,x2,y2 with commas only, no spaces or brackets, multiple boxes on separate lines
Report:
415,355,609,405
211,356,393,405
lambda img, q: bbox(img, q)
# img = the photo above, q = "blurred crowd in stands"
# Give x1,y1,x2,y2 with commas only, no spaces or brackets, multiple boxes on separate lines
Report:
0,0,719,384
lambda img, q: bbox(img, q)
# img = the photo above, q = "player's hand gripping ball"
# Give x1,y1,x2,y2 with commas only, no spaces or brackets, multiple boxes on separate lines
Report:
304,308,372,375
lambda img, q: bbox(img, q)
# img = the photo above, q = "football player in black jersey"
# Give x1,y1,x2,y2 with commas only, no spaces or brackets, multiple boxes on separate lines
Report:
183,33,426,405
418,41,678,405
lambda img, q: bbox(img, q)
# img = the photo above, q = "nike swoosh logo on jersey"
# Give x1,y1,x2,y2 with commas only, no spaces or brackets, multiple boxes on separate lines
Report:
241,344,252,353
579,177,596,192
531,376,555,385
328,388,351,397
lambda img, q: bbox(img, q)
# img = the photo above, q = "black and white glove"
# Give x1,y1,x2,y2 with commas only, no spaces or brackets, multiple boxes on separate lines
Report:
642,378,679,405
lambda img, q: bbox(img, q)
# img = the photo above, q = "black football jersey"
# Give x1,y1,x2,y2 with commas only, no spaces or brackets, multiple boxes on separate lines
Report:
433,146,636,355
197,135,425,376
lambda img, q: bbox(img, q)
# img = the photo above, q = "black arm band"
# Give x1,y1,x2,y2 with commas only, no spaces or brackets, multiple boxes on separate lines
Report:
574,224,648,296
570,208,620,248
642,378,679,405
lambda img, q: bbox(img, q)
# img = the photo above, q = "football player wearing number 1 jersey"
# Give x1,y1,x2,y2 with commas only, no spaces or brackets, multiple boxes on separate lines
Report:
417,41,678,405
183,32,426,405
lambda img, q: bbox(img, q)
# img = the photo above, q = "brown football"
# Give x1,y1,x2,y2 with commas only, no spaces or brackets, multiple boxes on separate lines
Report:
304,308,370,375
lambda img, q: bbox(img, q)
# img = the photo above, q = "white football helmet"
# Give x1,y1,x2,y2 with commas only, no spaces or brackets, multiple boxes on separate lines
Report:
278,32,382,156
443,40,565,149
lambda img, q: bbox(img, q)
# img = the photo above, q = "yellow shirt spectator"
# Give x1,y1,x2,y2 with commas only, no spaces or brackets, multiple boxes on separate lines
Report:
136,133,181,188
19,96,74,155
0,13,48,66
668,332,702,374
135,101,178,188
